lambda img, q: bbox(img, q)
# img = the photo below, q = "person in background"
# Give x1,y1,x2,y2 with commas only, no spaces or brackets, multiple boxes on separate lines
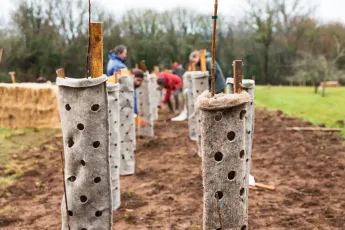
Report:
107,45,128,76
132,68,147,127
36,76,47,83
189,50,226,94
171,62,187,121
172,62,185,78
132,69,144,115
157,72,182,114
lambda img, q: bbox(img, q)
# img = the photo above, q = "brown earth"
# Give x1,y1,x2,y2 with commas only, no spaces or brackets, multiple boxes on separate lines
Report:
0,109,344,230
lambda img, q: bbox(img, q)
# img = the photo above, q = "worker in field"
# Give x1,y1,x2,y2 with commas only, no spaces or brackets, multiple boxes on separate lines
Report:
132,68,147,127
107,45,128,76
172,62,185,79
189,50,226,93
171,62,187,121
157,72,182,114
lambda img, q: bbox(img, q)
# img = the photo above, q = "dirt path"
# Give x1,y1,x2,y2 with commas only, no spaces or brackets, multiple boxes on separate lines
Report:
0,109,344,229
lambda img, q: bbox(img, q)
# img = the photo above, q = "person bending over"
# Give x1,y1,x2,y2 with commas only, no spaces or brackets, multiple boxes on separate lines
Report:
157,72,182,113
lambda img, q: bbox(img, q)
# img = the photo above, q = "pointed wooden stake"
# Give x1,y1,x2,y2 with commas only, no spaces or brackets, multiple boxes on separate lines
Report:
90,22,103,78
200,49,207,72
56,68,66,78
8,72,16,83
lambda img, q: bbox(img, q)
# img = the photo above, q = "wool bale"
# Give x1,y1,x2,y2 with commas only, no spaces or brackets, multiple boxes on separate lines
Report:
0,83,60,128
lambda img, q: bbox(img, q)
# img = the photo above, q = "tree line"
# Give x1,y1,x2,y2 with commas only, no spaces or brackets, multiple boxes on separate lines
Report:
0,0,345,85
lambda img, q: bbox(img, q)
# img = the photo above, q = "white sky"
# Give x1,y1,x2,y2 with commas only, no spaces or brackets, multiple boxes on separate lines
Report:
1,0,345,24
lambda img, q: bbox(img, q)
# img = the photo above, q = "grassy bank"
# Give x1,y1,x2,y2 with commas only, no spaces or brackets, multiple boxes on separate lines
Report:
0,128,60,188
255,86,345,136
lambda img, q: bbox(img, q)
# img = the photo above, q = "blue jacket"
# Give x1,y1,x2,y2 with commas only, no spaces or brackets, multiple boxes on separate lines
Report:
134,88,138,115
106,53,127,76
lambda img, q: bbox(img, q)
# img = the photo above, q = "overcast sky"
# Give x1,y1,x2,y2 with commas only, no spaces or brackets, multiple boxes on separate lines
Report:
1,0,345,23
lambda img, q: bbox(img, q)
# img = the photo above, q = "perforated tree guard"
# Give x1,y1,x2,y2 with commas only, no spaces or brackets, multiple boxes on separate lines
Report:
118,74,136,175
107,82,121,210
137,72,154,137
191,71,209,157
197,91,250,230
227,78,255,175
186,72,197,141
149,74,159,121
57,75,112,230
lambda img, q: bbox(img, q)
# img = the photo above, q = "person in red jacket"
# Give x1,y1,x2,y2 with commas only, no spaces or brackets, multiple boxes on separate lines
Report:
157,72,182,113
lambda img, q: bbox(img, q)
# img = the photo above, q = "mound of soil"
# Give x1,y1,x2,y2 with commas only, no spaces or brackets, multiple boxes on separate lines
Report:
0,109,344,229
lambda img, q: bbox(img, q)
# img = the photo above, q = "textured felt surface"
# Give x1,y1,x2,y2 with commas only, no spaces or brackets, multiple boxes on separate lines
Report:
107,83,121,210
137,73,154,137
118,74,136,176
199,92,249,230
185,72,197,141
191,71,209,157
57,75,112,230
149,74,159,121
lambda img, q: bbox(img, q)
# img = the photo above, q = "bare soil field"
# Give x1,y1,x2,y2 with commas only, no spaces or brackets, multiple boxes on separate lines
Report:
1,109,344,229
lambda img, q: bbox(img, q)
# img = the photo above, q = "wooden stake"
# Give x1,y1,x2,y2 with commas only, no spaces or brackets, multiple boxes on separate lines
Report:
153,66,159,75
90,22,103,78
140,60,147,72
135,64,138,69
211,0,218,97
200,49,207,72
286,127,341,132
8,72,16,83
56,68,66,78
60,151,71,230
188,64,192,72
119,68,131,76
0,48,3,64
233,60,243,94
255,183,276,191
191,64,196,71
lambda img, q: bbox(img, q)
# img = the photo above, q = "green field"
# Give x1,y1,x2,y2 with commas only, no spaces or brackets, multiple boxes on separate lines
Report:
255,86,345,136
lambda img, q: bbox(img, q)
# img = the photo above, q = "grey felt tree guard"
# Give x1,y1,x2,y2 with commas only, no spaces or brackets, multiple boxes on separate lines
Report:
226,78,255,176
118,74,136,175
196,91,250,230
149,74,159,121
186,72,197,141
227,78,255,218
192,71,209,156
107,82,121,210
57,75,112,230
137,72,154,137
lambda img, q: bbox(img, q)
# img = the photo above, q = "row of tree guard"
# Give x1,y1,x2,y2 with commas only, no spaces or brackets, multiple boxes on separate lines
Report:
57,22,255,230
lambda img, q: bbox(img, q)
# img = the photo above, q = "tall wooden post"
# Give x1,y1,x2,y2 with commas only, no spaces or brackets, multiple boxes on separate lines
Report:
8,72,16,83
200,49,207,72
0,48,3,64
90,22,103,78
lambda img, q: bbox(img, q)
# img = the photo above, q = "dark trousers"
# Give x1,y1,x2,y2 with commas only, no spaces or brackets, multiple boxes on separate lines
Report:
167,90,179,112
